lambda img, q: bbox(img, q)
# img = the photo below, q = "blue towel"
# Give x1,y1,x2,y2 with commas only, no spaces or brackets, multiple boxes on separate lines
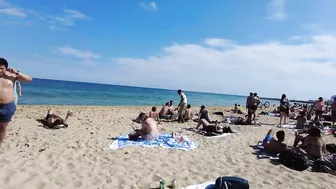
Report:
110,133,198,150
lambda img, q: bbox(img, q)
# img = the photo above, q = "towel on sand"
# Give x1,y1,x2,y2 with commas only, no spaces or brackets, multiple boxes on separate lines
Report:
110,133,197,150
182,181,215,189
280,124,297,129
182,128,232,138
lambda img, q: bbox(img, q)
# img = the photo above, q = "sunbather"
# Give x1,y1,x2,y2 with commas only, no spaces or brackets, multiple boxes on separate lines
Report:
262,129,287,154
39,108,73,128
183,104,193,121
293,127,326,160
196,118,233,133
129,112,159,141
296,111,307,129
149,106,161,124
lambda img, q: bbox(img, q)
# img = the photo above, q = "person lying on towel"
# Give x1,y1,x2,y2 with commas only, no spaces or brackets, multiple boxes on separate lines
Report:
37,108,73,128
262,129,287,154
196,118,233,134
129,112,159,141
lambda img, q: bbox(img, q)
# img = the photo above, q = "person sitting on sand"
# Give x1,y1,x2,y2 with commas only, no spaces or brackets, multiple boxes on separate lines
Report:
293,127,326,160
262,129,287,154
233,104,238,113
296,111,307,129
183,104,193,121
166,100,174,115
198,105,212,122
129,112,159,141
38,108,73,128
149,107,161,124
159,102,170,119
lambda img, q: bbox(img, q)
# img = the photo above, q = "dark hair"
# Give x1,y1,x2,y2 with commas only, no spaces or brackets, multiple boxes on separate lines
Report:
250,92,253,96
308,127,321,138
235,103,237,106
201,105,205,109
151,107,157,111
281,94,286,99
276,130,285,141
0,58,8,68
165,102,169,106
177,89,182,93
187,104,191,108
138,112,147,120
254,93,257,96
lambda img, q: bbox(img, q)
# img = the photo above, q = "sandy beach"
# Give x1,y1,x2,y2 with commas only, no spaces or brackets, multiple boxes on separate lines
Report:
0,105,335,189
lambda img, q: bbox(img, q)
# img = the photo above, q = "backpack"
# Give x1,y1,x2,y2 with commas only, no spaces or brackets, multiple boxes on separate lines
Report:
326,143,336,154
215,176,249,189
279,150,310,171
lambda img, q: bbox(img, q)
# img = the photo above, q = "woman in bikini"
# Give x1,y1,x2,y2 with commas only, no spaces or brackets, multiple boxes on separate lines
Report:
293,127,326,160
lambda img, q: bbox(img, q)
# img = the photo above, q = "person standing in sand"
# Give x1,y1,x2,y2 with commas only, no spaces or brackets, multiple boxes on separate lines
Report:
0,58,32,147
175,89,187,123
279,94,289,126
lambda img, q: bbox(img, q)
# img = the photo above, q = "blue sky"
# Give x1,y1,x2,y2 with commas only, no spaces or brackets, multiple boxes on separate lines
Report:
1,0,336,100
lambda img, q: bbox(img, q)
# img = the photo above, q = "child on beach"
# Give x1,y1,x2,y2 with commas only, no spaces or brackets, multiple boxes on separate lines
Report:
149,107,161,124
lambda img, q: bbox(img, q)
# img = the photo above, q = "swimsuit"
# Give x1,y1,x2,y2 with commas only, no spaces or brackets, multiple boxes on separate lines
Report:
0,101,16,122
262,134,273,146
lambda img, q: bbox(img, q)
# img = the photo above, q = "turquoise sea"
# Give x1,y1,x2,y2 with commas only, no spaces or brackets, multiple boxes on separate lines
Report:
18,78,279,107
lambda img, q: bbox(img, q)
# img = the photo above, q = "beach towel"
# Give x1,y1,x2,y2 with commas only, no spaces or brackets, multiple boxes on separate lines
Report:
182,181,215,189
267,113,280,117
182,128,232,138
280,124,297,129
110,133,197,150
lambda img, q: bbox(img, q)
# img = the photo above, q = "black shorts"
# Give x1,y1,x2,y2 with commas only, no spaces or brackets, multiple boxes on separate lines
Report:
250,105,257,110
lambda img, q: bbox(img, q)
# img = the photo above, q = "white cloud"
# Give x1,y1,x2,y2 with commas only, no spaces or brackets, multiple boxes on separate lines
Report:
48,9,90,26
0,8,26,17
266,0,287,20
56,46,100,59
204,38,233,47
139,2,157,12
6,34,336,100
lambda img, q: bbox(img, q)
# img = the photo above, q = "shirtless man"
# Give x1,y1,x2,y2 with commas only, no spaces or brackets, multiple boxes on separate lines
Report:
262,129,287,154
0,58,32,147
159,102,170,119
129,112,159,141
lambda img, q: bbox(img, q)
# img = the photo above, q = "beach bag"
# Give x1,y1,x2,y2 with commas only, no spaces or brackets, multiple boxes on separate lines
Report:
279,150,310,171
326,143,336,154
215,176,249,189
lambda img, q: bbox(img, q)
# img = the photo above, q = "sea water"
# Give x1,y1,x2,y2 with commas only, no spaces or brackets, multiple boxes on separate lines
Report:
18,78,279,106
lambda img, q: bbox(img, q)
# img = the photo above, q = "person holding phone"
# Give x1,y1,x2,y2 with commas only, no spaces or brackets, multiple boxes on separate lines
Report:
0,58,32,148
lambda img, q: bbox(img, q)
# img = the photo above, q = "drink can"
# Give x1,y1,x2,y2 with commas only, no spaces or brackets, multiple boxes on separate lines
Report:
160,179,165,189
172,179,177,189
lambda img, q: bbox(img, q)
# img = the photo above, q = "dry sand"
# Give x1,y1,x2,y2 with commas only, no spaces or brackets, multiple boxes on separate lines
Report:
0,106,335,189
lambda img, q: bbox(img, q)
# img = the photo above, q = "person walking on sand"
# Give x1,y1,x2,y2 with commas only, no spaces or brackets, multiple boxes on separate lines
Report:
13,80,22,106
175,89,187,123
0,58,32,148
279,94,289,126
